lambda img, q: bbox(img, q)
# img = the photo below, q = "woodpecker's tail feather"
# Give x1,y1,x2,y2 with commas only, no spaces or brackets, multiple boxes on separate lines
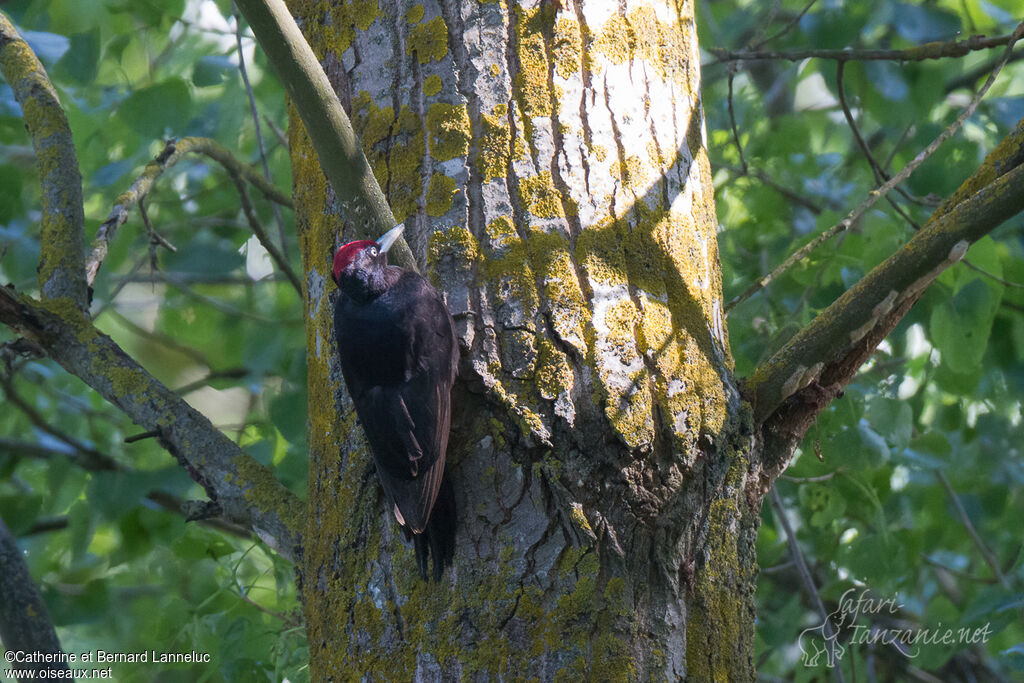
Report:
413,475,456,581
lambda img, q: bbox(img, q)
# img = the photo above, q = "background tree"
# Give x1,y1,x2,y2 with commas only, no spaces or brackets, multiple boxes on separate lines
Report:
0,1,1022,682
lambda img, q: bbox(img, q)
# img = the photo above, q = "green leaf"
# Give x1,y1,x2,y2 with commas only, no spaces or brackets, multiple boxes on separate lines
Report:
0,164,24,223
67,500,94,560
930,279,998,371
902,432,952,469
798,484,846,527
270,387,308,445
865,397,912,451
44,580,109,626
0,494,43,534
890,3,961,41
117,78,193,139
193,55,236,87
55,28,101,85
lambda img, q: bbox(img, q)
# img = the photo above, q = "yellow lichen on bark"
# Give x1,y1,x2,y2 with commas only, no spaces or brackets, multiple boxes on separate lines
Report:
1,13,87,309
592,5,691,82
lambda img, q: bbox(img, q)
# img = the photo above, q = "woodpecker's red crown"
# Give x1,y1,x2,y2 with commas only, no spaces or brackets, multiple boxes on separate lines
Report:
333,240,376,283
332,224,406,284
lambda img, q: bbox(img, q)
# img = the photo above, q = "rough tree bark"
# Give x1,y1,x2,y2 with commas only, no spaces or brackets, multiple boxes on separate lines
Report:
3,2,1022,680
288,0,757,678
0,516,70,680
281,0,1024,680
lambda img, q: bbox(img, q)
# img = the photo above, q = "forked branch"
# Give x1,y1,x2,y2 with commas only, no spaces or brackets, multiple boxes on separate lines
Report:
0,287,304,560
750,129,1024,477
85,136,295,289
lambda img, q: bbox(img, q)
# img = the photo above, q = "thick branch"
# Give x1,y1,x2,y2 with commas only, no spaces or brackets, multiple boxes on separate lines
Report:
0,13,87,310
750,158,1024,426
0,288,304,561
0,515,70,679
232,0,417,270
85,136,293,288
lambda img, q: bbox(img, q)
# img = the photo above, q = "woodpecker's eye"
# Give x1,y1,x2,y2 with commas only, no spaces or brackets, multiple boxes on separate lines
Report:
368,246,378,257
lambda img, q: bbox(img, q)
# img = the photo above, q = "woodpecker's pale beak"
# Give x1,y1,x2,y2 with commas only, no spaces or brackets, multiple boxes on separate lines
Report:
376,224,404,254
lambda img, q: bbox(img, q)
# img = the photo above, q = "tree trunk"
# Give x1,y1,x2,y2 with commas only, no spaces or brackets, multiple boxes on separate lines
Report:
288,0,760,678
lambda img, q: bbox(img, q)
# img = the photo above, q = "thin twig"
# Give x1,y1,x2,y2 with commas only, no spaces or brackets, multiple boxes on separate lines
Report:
233,590,291,621
726,21,1024,312
770,488,845,683
233,5,290,259
835,61,927,221
124,430,159,444
0,437,254,540
759,559,796,574
86,137,293,289
719,164,824,214
139,200,178,253
710,31,1019,64
263,114,288,147
961,259,1024,288
116,273,284,285
104,309,212,366
750,0,818,50
934,470,1009,589
22,516,70,536
921,553,998,585
159,272,303,324
836,62,886,184
230,173,303,294
946,45,1024,92
145,491,253,539
175,367,249,395
780,471,838,483
727,66,748,172
0,379,120,471
91,255,150,318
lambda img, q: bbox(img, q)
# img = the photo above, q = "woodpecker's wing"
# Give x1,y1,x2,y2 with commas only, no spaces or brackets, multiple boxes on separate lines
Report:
335,271,458,533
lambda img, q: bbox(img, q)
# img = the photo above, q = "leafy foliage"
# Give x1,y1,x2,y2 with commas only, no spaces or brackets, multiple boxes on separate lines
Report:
0,0,1022,680
701,0,1024,679
1,0,307,680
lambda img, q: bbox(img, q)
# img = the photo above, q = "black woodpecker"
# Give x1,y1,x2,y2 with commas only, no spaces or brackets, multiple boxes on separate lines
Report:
331,224,457,580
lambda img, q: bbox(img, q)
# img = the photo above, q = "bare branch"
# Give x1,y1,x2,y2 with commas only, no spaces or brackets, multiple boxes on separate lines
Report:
709,30,1019,64
0,516,71,678
769,489,845,683
232,0,417,270
835,61,927,218
727,22,1024,312
0,13,87,310
0,287,304,560
85,136,294,288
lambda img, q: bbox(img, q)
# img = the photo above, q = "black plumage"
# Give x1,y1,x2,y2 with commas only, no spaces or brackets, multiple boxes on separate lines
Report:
331,226,457,580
